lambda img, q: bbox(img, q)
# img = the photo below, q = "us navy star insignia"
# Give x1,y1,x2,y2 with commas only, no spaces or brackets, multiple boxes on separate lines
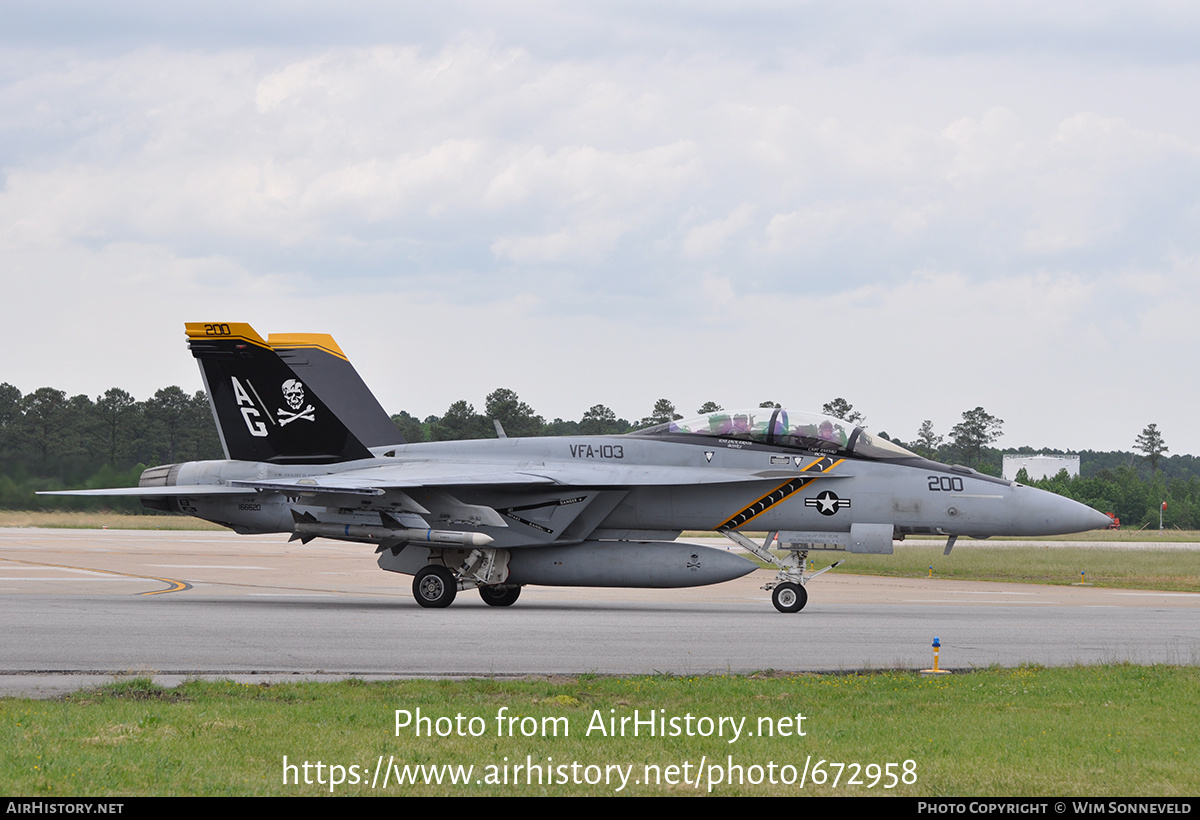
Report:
805,490,851,516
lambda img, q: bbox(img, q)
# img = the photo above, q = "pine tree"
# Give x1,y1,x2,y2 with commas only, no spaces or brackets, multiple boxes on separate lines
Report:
1134,424,1169,472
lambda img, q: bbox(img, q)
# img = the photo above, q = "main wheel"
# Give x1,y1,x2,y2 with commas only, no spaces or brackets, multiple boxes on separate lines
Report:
479,585,521,607
413,566,457,608
772,582,807,613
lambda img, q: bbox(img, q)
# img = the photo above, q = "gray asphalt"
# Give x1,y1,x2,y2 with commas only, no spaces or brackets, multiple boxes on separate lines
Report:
2,528,1198,696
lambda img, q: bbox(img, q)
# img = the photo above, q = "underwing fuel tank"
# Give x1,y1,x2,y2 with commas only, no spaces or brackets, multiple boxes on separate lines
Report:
505,541,758,588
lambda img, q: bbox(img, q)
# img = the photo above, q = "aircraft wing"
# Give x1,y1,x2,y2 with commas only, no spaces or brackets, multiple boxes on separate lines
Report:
226,460,849,495
228,463,559,495
39,459,849,501
525,464,851,486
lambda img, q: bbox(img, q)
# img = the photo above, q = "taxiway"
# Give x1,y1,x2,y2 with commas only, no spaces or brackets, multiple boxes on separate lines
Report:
2,528,1197,696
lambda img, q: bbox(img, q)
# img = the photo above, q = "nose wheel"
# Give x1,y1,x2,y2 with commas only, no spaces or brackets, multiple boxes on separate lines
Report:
721,530,843,613
771,582,807,613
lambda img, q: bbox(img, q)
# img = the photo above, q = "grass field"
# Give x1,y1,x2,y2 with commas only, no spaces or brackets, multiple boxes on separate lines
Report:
987,529,1200,543
834,545,1200,593
2,667,1196,797
0,511,226,531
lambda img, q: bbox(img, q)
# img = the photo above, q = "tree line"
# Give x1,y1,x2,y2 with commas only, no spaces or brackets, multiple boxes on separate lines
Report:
1,381,1190,527
0,384,221,509
873,406,1193,530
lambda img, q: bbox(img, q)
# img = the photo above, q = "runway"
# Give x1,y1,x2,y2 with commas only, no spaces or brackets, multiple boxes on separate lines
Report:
2,528,1198,696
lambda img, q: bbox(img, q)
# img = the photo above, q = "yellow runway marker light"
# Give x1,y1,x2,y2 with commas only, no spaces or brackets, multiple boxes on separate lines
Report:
922,636,950,676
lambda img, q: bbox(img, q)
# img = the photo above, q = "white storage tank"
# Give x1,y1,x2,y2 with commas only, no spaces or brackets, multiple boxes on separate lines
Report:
1003,454,1080,482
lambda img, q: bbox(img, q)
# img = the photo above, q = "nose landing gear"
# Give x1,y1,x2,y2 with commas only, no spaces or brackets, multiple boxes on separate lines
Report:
771,582,808,613
721,530,843,613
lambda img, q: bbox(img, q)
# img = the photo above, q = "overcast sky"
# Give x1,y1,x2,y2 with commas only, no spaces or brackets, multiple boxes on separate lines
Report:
3,1,1199,454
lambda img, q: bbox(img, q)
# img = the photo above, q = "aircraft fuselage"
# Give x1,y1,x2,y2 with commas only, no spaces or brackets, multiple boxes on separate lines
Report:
144,433,1108,544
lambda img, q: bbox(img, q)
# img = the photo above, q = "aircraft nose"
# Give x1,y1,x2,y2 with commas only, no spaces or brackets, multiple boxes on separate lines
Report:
1057,498,1114,535
1055,495,1113,535
1014,487,1115,536
1084,506,1115,532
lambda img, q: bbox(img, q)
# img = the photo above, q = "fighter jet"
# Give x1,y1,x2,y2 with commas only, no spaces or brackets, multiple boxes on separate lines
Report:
45,322,1113,612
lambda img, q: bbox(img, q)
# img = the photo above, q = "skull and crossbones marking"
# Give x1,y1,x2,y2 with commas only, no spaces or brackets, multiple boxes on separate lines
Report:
277,379,316,426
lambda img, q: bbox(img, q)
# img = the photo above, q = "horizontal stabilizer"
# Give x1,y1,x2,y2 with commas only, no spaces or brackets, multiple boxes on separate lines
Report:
37,485,254,497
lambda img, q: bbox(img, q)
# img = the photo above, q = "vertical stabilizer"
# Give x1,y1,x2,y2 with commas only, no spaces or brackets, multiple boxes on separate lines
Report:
186,322,372,464
267,333,404,448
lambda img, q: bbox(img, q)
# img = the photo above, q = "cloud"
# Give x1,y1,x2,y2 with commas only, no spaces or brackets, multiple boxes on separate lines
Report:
4,5,1200,453
682,204,756,259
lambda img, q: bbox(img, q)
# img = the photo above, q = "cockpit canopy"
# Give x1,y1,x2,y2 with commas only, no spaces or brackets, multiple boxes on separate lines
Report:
628,408,919,462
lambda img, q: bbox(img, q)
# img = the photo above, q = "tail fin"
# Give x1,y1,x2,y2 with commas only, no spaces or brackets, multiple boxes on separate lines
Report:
186,322,372,464
267,332,404,448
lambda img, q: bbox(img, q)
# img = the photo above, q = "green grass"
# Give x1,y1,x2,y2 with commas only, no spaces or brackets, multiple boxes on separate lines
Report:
833,545,1200,593
2,667,1197,797
988,529,1200,543
0,511,225,530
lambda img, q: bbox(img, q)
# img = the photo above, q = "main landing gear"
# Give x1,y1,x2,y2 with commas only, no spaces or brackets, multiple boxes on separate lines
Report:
721,530,843,613
412,548,522,608
479,585,521,607
412,565,457,608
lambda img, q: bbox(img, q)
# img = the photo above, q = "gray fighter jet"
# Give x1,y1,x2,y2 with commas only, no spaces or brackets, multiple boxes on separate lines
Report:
46,322,1112,612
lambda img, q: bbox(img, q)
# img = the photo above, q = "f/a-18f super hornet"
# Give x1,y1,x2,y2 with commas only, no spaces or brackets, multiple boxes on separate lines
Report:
47,322,1113,612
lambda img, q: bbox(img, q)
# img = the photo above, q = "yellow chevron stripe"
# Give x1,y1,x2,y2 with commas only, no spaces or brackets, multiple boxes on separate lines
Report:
715,458,845,530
